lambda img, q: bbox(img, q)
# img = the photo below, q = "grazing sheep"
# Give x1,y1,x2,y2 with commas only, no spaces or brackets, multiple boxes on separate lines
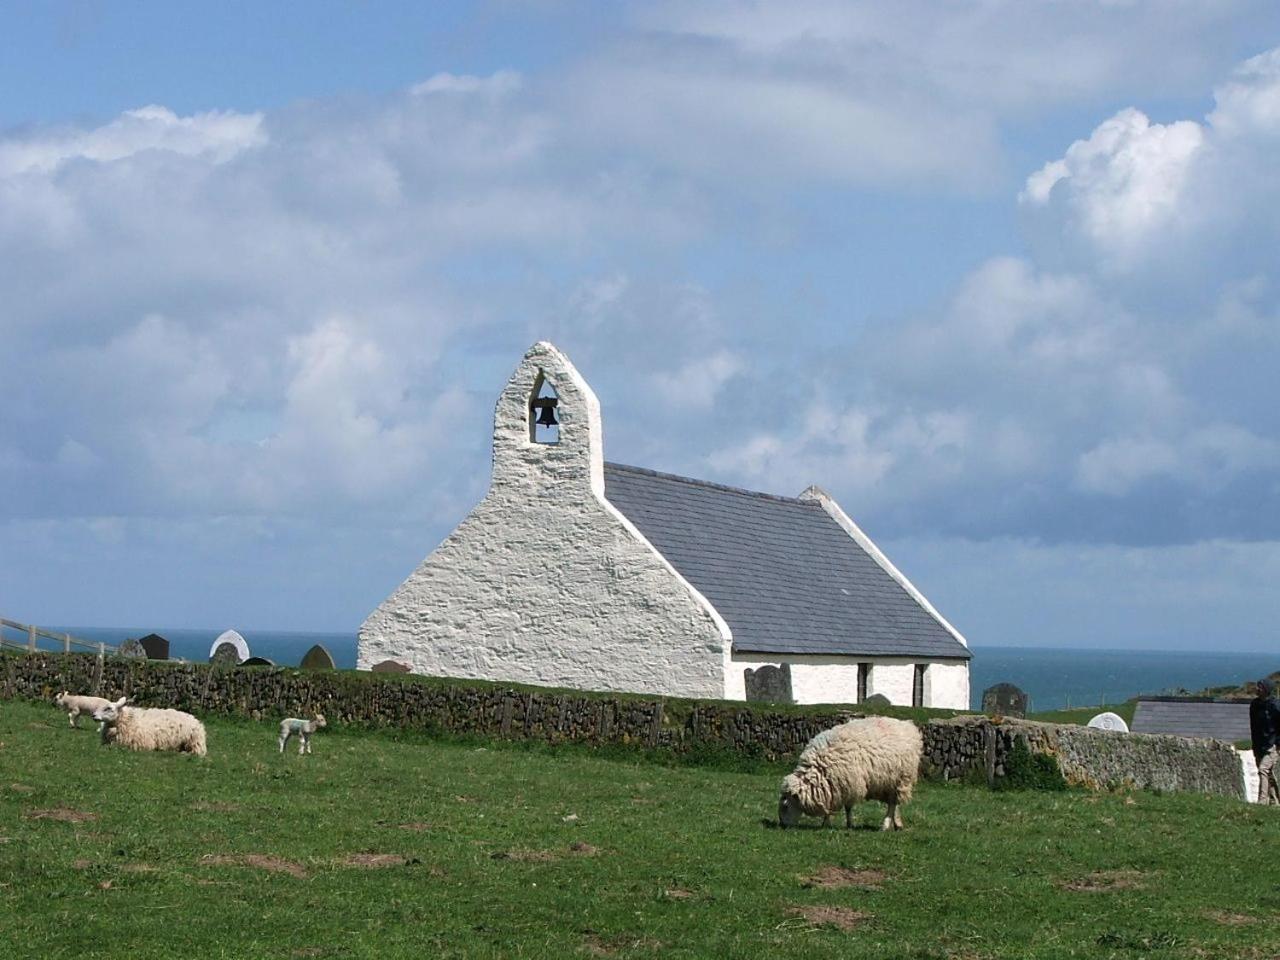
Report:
92,697,207,757
278,714,326,755
778,716,922,832
53,691,111,730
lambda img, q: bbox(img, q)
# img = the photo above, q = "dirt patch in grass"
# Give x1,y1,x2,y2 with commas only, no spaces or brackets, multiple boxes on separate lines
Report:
396,822,432,832
122,863,158,873
8,783,35,793
803,866,885,890
786,905,873,932
1204,910,1261,926
662,887,695,900
580,932,663,956
201,854,308,879
492,848,558,863
72,859,93,869
342,853,408,868
569,841,599,856
1059,869,1145,892
25,808,97,823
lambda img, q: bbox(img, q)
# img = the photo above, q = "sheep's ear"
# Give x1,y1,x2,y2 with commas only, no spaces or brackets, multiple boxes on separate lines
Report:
113,696,128,708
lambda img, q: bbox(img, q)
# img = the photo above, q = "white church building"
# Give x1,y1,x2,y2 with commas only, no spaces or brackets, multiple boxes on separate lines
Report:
358,342,972,708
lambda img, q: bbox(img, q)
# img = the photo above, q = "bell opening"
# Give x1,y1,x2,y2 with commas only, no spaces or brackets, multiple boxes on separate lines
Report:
529,373,560,444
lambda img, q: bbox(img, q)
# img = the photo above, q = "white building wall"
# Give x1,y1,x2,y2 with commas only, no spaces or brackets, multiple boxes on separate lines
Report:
726,654,970,709
358,342,730,698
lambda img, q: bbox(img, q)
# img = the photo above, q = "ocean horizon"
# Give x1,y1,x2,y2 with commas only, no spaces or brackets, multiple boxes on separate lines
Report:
11,625,1278,713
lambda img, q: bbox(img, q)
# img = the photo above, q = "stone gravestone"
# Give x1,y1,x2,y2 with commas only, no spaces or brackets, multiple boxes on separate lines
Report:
118,638,147,659
138,633,169,660
241,656,275,667
210,642,241,666
982,682,1029,718
744,664,793,703
861,693,891,709
371,659,411,674
1087,711,1129,733
300,644,336,671
209,629,250,662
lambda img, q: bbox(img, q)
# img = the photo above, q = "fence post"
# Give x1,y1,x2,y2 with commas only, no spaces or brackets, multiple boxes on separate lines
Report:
28,624,36,652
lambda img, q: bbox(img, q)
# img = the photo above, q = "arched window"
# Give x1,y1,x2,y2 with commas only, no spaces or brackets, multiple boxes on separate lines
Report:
529,373,560,444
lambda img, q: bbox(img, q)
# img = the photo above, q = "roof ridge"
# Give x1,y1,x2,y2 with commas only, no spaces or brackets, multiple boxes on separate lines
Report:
604,461,814,506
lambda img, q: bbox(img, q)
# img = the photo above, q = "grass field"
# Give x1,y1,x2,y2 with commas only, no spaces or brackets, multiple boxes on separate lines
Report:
2,699,1277,960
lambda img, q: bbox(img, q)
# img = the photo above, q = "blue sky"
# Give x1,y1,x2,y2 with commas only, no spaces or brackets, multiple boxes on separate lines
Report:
4,1,1280,653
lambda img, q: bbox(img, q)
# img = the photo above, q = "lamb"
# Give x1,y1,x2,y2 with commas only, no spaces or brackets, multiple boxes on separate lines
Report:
54,691,112,730
778,716,922,832
278,714,326,755
91,696,207,756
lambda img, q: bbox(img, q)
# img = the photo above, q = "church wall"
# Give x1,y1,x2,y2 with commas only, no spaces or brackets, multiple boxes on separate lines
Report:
726,653,970,709
358,343,729,699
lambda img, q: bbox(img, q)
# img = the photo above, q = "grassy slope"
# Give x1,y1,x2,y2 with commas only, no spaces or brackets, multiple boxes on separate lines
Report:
2,700,1277,960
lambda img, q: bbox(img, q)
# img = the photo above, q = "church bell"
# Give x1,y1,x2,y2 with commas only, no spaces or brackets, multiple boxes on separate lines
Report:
533,398,559,427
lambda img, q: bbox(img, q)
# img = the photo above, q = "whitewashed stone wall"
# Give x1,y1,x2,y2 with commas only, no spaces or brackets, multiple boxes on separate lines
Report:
726,654,970,709
358,342,730,698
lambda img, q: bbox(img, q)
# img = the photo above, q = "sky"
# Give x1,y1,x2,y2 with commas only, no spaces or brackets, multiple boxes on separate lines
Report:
3,0,1280,653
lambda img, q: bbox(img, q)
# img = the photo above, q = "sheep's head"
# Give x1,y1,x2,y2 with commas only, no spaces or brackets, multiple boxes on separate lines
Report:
54,691,68,707
313,714,327,728
92,696,129,725
778,776,803,829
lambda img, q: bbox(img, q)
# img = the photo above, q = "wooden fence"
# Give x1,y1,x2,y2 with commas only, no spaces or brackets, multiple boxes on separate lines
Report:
0,618,116,658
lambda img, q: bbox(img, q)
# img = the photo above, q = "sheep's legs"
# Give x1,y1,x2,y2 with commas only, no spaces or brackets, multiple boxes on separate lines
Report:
68,711,78,728
880,798,901,829
820,814,831,828
298,733,308,755
278,732,290,753
845,804,854,829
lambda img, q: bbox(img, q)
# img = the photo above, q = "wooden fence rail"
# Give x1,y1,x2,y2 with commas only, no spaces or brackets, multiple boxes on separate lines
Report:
0,618,117,658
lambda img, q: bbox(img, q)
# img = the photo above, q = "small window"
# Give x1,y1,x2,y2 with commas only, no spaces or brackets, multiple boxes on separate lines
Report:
529,373,560,444
912,664,927,708
857,663,870,703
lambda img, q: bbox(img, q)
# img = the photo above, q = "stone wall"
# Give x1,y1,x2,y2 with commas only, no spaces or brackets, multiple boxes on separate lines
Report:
3,652,1244,799
923,716,1243,798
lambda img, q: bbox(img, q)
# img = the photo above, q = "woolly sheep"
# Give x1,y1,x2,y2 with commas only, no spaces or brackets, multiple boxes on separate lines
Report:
92,696,207,757
778,716,922,832
278,714,326,755
54,691,111,730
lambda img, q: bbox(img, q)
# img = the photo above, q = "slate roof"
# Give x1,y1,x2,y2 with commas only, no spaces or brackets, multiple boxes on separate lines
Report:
1131,698,1251,742
602,462,971,660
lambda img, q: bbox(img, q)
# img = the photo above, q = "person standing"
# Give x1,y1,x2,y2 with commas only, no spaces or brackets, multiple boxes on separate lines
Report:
1249,677,1280,805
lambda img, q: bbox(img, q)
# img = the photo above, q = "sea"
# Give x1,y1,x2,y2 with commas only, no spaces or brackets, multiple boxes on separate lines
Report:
14,626,1279,713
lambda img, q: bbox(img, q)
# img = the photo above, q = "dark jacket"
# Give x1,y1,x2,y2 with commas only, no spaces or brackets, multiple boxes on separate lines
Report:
1249,695,1280,759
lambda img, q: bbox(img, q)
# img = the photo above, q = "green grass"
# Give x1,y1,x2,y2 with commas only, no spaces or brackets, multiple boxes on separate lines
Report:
1027,701,1138,727
2,699,1277,960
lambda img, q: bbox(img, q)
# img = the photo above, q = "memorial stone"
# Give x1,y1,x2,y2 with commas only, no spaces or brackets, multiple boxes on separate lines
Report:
300,644,336,671
982,682,1029,718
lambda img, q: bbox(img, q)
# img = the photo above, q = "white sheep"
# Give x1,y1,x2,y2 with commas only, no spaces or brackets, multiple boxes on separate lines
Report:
278,714,326,755
778,716,922,831
54,691,111,730
92,696,207,757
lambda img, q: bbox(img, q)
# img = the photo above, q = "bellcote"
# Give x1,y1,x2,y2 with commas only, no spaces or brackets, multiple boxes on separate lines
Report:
490,341,605,495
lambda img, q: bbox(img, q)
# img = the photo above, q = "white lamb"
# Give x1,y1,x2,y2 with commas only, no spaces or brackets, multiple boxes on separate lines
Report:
92,696,207,757
278,714,326,755
54,691,111,730
778,716,922,832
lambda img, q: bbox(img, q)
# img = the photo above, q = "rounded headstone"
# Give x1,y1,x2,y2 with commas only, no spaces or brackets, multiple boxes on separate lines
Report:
210,642,241,666
300,644,336,671
241,656,275,667
118,638,146,659
1087,711,1129,733
982,682,1029,718
371,659,411,674
862,693,891,708
209,629,249,662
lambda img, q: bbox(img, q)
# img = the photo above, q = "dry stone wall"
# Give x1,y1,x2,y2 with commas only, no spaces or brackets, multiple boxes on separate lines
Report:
2,652,1244,799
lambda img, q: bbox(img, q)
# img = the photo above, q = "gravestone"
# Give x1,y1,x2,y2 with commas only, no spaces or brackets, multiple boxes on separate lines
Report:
138,633,169,660
210,642,241,666
371,659,411,674
118,638,146,659
241,656,275,667
743,664,793,703
982,682,1029,718
1087,711,1129,733
209,629,250,662
862,693,891,708
300,644,336,671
